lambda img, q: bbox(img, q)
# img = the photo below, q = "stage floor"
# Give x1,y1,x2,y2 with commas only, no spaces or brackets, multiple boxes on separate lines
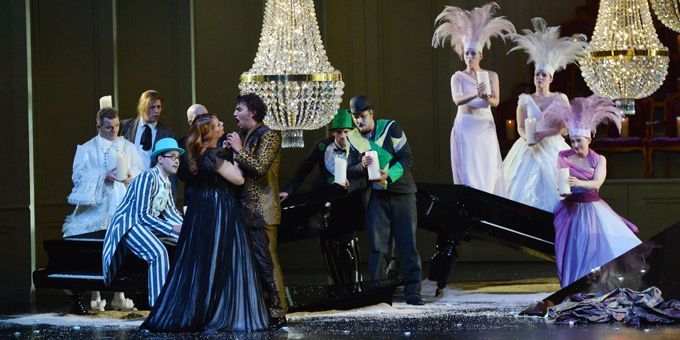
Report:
2,263,679,339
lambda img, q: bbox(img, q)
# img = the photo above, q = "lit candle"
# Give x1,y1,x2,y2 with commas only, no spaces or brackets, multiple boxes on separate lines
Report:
334,157,347,185
676,117,680,138
525,117,537,145
365,150,381,180
505,119,517,140
620,117,629,138
476,71,491,96
558,168,571,196
115,151,129,181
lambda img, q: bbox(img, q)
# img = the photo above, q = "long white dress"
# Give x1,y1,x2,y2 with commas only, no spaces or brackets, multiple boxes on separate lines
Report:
63,136,144,237
450,71,506,196
503,93,571,212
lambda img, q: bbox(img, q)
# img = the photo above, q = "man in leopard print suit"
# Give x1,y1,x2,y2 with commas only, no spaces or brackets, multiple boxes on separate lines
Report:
226,93,286,328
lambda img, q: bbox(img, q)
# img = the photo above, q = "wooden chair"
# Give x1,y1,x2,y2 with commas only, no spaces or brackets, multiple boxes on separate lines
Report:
590,97,653,177
648,93,680,177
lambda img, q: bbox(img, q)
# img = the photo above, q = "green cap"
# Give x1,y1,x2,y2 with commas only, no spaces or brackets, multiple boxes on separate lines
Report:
330,109,353,130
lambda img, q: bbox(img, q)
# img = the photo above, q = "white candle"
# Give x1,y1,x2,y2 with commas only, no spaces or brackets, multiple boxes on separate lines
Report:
505,119,517,140
476,71,491,96
334,157,347,185
115,151,129,181
525,117,537,145
620,117,629,138
558,168,571,196
366,150,381,180
99,95,112,109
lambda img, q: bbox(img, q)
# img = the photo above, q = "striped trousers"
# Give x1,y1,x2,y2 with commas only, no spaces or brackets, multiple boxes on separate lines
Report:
123,226,169,307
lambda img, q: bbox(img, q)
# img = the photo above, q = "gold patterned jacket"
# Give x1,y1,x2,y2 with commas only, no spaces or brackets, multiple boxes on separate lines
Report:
234,123,281,228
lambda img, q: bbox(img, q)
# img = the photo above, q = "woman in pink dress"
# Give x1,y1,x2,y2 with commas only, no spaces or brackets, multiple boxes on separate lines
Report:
432,2,515,196
545,95,641,287
502,18,588,212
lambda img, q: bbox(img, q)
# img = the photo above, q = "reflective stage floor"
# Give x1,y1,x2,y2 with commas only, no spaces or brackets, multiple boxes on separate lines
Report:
2,262,679,339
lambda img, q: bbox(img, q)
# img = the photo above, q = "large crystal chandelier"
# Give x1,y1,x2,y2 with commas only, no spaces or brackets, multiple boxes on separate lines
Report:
580,0,669,115
650,0,680,33
239,0,344,148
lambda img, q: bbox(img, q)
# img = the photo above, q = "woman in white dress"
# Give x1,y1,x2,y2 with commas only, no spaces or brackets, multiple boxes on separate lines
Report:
432,2,515,196
502,18,589,211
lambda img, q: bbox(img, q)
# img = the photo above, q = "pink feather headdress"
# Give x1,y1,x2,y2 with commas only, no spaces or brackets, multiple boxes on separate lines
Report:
506,17,590,76
432,2,516,57
543,95,621,138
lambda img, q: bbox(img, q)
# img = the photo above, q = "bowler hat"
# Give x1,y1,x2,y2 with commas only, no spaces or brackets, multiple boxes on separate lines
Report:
330,109,354,130
151,138,185,160
349,95,373,115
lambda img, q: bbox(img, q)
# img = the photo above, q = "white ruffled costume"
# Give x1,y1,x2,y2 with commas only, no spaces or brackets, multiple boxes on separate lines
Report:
503,94,570,211
502,17,589,211
63,135,144,237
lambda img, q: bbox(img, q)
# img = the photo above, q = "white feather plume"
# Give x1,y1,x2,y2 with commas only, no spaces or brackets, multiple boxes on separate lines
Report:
506,17,590,75
432,2,516,57
543,95,622,137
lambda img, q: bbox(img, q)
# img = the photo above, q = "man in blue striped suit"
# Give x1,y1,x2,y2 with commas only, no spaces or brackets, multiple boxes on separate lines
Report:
102,138,184,308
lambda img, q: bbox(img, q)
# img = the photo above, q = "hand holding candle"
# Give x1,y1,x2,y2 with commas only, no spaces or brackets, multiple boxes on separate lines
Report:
115,151,129,181
334,157,347,185
476,71,491,97
525,117,537,145
365,150,381,181
558,168,571,196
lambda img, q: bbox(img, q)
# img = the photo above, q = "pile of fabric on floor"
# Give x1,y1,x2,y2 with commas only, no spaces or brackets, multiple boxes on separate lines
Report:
547,287,680,327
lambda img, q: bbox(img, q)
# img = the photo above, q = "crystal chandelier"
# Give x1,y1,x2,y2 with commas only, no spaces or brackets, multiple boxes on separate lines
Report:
580,0,669,115
239,0,344,148
650,0,680,33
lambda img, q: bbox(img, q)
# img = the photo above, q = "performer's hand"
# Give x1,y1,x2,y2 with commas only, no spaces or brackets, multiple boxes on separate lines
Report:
172,225,182,234
477,83,489,99
361,155,373,168
370,170,388,182
121,172,132,185
226,132,243,153
333,179,349,190
279,192,289,201
534,131,550,143
105,168,119,182
567,176,581,187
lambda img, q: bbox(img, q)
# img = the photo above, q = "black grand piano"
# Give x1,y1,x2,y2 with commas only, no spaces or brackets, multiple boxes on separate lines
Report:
34,184,555,313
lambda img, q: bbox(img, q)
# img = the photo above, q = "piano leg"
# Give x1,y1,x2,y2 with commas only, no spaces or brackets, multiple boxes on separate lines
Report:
69,290,89,315
320,232,363,294
428,233,459,296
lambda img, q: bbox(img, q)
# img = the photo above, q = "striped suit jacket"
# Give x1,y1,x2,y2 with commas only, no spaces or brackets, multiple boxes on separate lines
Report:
102,166,182,285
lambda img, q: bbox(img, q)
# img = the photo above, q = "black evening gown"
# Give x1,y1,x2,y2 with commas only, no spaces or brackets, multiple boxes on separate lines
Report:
142,148,269,332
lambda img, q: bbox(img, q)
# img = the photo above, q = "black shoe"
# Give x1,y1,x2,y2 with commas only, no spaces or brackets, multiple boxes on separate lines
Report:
405,295,425,306
434,288,443,297
269,316,287,329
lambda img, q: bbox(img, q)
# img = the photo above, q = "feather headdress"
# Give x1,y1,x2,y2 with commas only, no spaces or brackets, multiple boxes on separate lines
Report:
432,2,516,57
507,17,589,76
543,95,621,138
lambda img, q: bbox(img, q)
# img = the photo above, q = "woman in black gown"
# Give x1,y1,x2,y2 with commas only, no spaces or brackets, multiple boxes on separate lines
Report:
142,114,269,332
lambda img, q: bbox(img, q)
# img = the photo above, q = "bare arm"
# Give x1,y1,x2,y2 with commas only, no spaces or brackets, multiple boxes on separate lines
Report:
451,74,479,106
216,160,245,186
486,71,500,107
516,103,528,140
569,155,607,190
